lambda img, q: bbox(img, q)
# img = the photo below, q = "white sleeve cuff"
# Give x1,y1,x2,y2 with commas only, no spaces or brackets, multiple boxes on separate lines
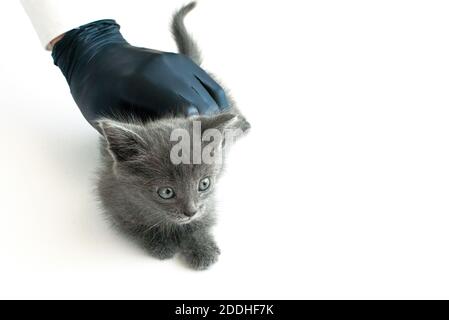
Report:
21,0,112,50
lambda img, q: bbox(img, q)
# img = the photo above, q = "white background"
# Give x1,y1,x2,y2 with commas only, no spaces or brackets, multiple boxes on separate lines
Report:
0,0,448,299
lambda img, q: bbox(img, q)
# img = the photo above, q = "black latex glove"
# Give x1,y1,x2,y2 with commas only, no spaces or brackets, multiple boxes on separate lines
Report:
52,20,229,131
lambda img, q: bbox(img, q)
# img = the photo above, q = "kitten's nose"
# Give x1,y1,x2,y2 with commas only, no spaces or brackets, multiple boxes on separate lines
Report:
183,210,197,218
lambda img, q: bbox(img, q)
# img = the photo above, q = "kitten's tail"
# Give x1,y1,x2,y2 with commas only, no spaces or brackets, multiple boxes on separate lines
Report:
171,1,202,65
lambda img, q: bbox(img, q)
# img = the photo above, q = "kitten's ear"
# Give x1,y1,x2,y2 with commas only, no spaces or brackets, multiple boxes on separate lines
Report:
201,112,251,139
199,113,250,152
97,119,147,162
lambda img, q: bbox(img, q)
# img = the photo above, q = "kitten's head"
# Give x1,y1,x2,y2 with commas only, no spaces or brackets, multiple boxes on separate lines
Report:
97,113,249,225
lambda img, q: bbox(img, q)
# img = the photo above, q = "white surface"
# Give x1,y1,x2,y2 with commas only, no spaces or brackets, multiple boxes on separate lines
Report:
1,0,449,299
21,0,116,49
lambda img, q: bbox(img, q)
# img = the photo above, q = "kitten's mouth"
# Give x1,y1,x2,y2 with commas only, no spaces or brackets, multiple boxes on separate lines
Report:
168,211,202,225
177,217,193,224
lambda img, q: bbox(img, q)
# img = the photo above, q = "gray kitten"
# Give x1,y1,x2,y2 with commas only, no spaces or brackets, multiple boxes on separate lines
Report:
96,2,250,270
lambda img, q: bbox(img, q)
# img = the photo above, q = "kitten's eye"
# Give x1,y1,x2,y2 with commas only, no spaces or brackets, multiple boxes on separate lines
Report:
198,177,211,192
157,187,175,199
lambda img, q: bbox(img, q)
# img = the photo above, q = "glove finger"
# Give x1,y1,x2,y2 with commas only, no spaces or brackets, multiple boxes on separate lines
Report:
184,104,200,116
173,93,203,117
194,69,229,109
191,79,221,115
178,85,220,116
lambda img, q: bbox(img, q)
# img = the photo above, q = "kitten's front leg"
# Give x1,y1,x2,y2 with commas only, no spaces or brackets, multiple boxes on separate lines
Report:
142,233,179,260
181,230,221,270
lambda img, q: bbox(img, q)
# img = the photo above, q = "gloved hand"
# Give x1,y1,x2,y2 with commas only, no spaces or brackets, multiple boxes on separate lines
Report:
52,20,229,131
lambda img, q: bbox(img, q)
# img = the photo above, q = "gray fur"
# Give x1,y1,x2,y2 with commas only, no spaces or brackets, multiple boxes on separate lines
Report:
171,1,202,65
96,2,250,270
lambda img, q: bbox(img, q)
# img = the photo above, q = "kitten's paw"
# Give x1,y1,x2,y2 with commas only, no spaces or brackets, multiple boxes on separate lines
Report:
146,245,178,260
183,242,221,270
